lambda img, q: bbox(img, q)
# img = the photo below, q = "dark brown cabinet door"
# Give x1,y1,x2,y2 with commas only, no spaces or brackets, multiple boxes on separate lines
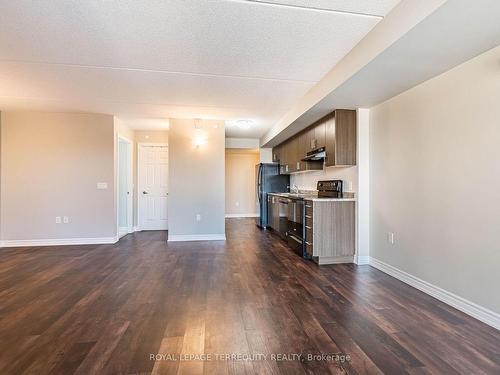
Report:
272,145,281,163
280,140,291,174
324,114,336,167
296,131,309,171
335,110,357,166
324,109,356,167
287,137,299,172
314,121,326,149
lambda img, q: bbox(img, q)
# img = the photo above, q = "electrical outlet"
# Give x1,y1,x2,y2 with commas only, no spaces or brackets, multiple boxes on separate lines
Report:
347,181,353,191
55,216,61,224
235,201,240,207
388,232,395,244
63,216,69,224
196,214,201,222
97,182,108,190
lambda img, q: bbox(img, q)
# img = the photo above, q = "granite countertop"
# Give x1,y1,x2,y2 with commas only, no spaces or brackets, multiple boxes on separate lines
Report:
267,191,356,202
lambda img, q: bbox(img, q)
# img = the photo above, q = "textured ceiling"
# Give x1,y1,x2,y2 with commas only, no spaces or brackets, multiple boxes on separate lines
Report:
0,0,400,136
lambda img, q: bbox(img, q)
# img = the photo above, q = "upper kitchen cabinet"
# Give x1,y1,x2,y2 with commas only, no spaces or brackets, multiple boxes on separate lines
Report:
303,119,326,151
325,109,357,167
272,144,281,163
272,108,356,174
314,120,326,150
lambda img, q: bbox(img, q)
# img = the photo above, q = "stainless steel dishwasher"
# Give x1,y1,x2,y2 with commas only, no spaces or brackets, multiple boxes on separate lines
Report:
277,198,289,240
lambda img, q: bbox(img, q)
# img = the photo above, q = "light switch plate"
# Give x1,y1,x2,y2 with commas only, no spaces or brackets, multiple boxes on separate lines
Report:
97,182,108,190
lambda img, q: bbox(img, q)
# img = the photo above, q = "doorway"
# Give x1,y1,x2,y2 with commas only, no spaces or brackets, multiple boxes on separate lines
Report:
117,137,133,238
138,143,168,230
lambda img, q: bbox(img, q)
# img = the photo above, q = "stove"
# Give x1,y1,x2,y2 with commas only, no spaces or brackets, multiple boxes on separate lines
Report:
317,180,343,198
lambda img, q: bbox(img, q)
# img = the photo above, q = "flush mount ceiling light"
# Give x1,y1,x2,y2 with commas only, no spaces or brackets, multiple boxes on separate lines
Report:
235,119,254,130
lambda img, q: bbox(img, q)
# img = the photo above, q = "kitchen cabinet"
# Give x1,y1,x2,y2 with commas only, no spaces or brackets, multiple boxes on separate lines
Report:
272,108,356,175
288,137,301,173
325,109,356,167
274,132,322,175
278,139,290,174
304,199,355,265
272,144,281,163
314,120,326,149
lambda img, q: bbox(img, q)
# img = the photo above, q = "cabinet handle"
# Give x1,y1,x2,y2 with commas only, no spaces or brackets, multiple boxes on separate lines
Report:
305,226,312,229
305,215,312,219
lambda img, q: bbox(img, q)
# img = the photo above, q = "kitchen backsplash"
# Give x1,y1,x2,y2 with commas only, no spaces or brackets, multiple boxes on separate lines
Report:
290,166,358,192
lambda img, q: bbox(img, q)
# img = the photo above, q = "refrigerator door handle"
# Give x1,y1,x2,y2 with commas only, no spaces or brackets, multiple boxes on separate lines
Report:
257,165,263,203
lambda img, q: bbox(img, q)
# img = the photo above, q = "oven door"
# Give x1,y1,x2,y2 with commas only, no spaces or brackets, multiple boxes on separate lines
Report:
287,198,304,256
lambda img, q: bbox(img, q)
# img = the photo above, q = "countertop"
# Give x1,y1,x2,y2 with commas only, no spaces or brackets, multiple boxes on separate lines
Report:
267,192,356,202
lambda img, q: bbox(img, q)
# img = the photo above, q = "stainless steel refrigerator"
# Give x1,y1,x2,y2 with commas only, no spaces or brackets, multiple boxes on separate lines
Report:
255,163,289,228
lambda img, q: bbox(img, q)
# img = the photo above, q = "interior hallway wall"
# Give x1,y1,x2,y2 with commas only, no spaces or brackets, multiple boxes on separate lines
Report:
168,119,225,240
1,111,115,241
225,149,259,217
370,45,500,316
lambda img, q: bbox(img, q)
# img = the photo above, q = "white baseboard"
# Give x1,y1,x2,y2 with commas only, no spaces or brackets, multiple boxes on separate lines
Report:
168,233,226,242
355,255,370,265
118,227,129,238
225,213,259,218
369,257,500,330
0,236,119,248
133,226,140,232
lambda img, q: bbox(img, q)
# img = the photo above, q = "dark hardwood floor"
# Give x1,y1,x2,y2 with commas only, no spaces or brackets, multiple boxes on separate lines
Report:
0,218,498,374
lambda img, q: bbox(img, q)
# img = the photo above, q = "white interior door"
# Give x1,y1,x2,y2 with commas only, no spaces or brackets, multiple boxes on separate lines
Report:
138,144,168,230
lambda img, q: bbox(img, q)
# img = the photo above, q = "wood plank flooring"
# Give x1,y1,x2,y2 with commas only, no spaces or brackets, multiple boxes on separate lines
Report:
0,218,498,374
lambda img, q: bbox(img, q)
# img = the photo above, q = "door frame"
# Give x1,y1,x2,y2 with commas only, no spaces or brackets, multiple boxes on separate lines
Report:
137,142,169,231
117,135,134,238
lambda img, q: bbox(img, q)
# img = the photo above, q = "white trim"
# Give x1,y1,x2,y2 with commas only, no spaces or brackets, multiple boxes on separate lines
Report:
168,234,226,242
118,227,129,238
369,257,500,330
0,237,118,248
133,226,141,232
117,135,134,238
225,213,259,218
354,255,370,265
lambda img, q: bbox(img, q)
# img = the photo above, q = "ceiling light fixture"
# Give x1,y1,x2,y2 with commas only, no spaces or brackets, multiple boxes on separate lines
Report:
236,119,254,129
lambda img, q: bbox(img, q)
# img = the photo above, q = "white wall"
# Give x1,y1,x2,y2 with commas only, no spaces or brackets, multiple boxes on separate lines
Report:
370,45,500,315
290,166,358,192
168,119,225,240
225,137,259,149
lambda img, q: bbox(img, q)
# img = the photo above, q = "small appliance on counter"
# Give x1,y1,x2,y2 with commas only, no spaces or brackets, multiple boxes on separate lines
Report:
255,163,290,229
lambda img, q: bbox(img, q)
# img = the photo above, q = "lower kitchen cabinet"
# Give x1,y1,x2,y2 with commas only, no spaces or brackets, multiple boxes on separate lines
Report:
304,199,355,265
